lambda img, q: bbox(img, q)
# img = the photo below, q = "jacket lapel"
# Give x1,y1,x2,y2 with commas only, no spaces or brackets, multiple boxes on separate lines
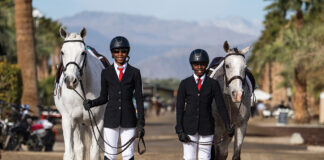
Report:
121,64,132,83
110,64,119,83
200,76,208,92
191,76,199,93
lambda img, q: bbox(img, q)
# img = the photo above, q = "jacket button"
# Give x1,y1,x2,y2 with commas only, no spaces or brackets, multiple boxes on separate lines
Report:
196,116,199,118
197,93,200,96
118,99,121,102
118,91,121,94
197,108,199,111
119,106,121,110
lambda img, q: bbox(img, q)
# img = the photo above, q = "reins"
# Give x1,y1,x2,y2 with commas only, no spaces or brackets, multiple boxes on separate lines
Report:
72,79,146,155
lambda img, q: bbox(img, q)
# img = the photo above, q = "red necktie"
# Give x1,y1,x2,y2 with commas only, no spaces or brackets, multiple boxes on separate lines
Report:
118,67,124,82
197,78,201,91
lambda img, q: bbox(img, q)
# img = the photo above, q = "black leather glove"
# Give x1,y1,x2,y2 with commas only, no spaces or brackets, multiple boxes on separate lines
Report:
178,132,190,143
83,99,92,111
227,127,235,137
138,125,145,138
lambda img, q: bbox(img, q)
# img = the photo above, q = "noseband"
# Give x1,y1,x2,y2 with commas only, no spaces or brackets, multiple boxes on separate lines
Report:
223,53,246,87
61,40,87,77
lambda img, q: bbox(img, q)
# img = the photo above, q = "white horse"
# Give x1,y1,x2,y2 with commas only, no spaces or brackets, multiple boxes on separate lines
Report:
54,27,106,160
209,41,253,160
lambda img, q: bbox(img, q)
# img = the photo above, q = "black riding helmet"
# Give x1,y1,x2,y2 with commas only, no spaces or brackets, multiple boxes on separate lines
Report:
110,36,130,51
189,49,209,64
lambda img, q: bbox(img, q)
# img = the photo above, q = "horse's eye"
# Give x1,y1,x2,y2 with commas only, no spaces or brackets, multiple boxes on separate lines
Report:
81,51,86,55
60,51,64,55
225,64,230,68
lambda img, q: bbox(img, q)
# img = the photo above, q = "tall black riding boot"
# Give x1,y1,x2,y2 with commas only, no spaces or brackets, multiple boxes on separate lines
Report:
104,156,110,160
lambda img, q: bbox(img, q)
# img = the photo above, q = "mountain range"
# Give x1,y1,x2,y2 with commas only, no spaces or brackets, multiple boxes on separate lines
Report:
60,11,261,79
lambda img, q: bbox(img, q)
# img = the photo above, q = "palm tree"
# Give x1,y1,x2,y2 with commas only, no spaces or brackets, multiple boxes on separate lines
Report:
14,0,39,115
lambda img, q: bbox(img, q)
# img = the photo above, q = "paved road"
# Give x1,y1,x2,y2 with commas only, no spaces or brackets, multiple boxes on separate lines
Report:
2,111,324,160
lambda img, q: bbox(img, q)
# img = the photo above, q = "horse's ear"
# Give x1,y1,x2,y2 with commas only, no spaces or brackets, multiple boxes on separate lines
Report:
240,46,251,55
80,27,87,39
59,27,68,39
223,41,230,53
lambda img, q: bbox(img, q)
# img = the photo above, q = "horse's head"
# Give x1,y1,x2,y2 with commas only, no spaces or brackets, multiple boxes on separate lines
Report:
59,27,87,89
223,41,250,103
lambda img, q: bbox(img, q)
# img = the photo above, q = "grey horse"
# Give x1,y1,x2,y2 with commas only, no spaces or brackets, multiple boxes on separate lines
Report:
209,41,253,160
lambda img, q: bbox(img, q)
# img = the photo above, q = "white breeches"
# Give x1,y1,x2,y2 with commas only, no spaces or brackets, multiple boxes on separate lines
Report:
183,134,214,160
104,127,136,160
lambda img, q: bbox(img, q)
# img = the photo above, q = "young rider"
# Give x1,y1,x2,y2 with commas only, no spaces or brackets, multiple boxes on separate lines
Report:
175,49,234,160
83,36,145,160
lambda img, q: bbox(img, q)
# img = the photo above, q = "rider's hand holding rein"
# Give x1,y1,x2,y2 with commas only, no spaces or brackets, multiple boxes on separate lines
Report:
83,99,93,111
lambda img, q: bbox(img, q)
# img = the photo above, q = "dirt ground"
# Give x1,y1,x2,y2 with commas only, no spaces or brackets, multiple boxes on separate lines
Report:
2,111,324,160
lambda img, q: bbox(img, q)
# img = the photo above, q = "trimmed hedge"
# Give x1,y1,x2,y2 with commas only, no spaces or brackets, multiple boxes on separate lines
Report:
0,60,22,104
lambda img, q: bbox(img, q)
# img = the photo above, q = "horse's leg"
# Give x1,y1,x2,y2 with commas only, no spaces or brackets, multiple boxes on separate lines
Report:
82,124,92,160
74,124,84,160
62,116,75,160
232,124,247,160
90,117,103,160
215,136,232,160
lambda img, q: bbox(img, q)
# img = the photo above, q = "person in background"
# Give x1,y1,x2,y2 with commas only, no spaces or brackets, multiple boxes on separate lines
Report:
256,101,265,119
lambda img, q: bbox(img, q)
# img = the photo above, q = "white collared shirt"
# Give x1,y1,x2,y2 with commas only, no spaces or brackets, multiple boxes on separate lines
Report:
114,62,127,76
193,73,206,85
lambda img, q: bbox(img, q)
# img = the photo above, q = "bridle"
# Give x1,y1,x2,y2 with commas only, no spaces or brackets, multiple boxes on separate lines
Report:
223,53,246,87
61,40,87,78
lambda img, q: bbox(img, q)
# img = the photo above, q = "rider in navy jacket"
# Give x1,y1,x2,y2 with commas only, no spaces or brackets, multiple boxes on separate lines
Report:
175,49,233,160
84,36,144,160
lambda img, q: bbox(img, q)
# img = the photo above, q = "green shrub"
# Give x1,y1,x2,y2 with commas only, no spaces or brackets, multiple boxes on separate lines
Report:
0,60,22,104
38,75,55,106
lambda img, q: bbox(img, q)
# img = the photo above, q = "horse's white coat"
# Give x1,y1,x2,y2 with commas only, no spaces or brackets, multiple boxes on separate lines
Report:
54,27,106,160
210,41,251,160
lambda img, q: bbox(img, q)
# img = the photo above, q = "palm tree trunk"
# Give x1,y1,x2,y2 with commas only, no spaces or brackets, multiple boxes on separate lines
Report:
14,0,39,115
293,67,310,123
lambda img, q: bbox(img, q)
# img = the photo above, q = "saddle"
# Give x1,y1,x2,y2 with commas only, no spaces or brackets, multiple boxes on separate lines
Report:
55,46,110,84
207,57,256,92
209,57,224,69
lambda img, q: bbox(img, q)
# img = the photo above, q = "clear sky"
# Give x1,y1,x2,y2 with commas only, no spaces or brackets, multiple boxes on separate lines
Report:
33,0,269,22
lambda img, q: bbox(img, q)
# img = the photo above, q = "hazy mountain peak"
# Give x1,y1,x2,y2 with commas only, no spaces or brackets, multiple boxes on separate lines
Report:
200,16,263,36
60,11,259,79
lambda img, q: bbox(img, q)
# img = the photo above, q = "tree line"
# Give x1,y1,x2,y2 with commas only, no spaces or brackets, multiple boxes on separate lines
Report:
0,0,63,114
248,0,324,123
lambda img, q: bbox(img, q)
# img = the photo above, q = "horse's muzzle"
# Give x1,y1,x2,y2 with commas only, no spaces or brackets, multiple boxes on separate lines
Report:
64,76,79,89
231,91,243,103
